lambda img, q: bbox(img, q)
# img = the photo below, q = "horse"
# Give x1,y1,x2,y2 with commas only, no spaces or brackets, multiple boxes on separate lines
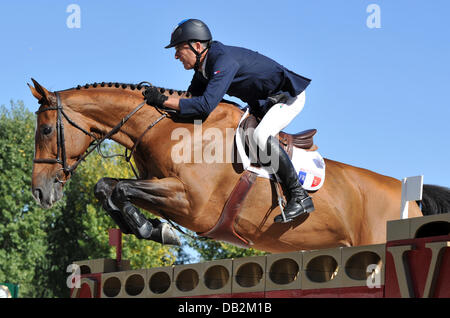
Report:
29,79,450,253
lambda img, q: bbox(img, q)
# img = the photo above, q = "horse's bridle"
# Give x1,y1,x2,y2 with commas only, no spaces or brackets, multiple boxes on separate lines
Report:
33,91,168,183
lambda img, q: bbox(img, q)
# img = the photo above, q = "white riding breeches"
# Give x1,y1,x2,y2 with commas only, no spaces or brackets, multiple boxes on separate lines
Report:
253,91,306,151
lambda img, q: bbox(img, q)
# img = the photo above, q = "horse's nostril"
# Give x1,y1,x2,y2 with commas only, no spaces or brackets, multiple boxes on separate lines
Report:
34,188,43,203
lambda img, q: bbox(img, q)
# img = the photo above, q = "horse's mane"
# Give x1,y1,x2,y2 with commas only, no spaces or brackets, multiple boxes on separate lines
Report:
59,81,192,98
59,81,243,109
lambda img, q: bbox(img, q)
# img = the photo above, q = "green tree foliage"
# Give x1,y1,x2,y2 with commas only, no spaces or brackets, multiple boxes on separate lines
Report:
0,101,60,297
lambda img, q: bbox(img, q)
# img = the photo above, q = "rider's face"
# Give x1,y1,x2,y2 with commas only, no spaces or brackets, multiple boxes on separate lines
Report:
174,42,203,70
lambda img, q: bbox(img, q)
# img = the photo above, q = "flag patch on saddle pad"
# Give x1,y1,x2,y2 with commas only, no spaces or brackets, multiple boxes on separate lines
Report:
299,171,321,188
312,176,322,187
298,171,307,185
296,165,325,190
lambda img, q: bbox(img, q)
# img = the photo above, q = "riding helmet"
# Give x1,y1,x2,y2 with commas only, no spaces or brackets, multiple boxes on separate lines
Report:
165,19,212,49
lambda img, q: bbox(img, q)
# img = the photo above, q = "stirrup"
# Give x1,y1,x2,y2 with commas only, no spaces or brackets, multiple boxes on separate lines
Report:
274,181,288,223
274,197,314,223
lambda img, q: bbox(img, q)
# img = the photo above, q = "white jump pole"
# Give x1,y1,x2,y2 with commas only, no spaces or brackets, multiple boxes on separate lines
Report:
400,175,424,219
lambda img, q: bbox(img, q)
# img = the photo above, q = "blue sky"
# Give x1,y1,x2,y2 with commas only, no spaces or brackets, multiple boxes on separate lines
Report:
1,0,449,188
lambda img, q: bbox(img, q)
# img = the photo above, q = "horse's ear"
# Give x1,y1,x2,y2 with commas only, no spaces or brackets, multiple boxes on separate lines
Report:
29,78,53,103
28,82,43,100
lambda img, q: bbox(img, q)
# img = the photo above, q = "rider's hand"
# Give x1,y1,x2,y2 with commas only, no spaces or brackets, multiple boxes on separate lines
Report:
142,87,168,107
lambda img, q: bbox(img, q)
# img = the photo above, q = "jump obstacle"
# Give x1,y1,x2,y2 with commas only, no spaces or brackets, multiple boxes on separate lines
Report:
70,212,450,298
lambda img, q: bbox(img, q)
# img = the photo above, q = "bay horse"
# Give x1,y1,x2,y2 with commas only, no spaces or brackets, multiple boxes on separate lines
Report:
29,79,450,253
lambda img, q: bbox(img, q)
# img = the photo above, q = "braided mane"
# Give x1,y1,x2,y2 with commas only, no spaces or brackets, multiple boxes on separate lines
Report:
61,81,192,98
61,81,242,108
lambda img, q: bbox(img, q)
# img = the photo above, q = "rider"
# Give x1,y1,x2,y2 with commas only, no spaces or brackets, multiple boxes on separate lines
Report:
143,18,314,223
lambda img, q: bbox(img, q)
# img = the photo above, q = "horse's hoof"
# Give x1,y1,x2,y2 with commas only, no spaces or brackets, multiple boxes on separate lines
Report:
153,223,181,246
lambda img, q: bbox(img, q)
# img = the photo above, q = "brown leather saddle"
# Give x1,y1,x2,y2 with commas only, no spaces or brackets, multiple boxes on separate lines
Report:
240,113,318,161
197,114,319,247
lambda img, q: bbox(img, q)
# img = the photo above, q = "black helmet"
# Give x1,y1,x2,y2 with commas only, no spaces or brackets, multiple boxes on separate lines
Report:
165,19,212,49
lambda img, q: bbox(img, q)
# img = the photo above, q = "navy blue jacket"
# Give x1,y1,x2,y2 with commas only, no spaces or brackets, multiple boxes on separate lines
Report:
178,41,311,117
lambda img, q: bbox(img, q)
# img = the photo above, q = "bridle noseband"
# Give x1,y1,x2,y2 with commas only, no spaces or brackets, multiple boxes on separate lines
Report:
33,91,168,183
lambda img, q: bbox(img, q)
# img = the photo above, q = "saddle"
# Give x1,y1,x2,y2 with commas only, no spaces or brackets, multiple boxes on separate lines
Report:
240,114,318,161
198,114,319,247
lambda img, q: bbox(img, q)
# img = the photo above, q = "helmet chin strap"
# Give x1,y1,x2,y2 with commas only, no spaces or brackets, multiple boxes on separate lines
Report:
187,41,210,71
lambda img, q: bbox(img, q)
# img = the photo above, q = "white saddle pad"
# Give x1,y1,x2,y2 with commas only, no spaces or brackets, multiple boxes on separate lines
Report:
235,109,326,191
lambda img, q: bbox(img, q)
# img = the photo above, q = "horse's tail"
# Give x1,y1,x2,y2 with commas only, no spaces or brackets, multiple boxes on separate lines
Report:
418,184,450,215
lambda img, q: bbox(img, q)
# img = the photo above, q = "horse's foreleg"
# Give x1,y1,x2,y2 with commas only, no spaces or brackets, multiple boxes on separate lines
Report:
94,177,134,235
94,177,165,242
111,177,191,218
95,177,188,245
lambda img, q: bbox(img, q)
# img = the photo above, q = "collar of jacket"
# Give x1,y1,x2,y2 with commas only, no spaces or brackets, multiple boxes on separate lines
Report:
201,53,208,79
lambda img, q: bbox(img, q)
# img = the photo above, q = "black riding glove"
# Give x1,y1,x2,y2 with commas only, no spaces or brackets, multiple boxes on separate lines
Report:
142,87,168,108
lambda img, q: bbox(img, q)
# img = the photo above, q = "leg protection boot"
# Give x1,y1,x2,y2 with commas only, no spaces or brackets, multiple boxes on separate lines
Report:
121,201,154,239
104,198,133,234
121,203,180,246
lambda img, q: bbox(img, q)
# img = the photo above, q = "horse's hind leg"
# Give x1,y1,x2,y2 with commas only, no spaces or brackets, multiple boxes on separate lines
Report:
94,177,134,235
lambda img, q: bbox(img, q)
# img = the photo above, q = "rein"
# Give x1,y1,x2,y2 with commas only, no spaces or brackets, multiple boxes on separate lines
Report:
34,91,167,182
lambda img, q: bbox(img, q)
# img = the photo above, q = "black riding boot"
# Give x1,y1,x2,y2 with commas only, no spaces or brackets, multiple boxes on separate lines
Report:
265,136,315,223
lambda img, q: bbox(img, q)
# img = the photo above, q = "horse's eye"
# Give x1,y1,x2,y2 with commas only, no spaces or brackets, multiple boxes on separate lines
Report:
41,125,53,135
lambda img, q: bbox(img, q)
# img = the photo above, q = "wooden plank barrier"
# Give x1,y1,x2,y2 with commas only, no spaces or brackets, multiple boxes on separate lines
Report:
71,214,450,298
